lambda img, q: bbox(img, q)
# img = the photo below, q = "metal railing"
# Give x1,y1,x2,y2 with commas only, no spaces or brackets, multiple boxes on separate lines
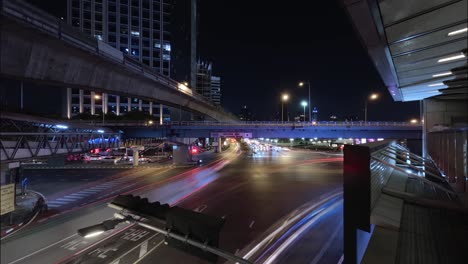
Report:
68,120,422,127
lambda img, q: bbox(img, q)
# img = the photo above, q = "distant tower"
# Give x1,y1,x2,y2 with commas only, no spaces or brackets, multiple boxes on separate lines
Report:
312,107,318,122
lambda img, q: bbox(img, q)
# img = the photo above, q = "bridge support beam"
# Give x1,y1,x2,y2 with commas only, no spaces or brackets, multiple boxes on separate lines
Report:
133,150,139,166
217,137,222,153
149,101,153,116
90,91,96,115
102,93,108,114
116,95,120,116
66,87,72,119
127,97,131,112
159,104,163,125
138,99,143,111
79,89,84,113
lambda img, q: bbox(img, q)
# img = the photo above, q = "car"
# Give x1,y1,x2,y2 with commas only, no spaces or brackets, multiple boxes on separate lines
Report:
101,156,118,163
83,154,102,163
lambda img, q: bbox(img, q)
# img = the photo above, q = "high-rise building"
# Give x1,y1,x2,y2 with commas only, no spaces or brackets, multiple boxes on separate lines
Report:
210,76,221,106
195,61,222,106
65,0,172,119
67,0,172,75
196,60,212,99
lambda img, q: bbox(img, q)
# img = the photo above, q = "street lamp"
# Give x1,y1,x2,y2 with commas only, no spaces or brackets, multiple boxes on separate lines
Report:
410,118,418,124
298,81,311,122
364,93,379,122
281,94,289,123
301,101,307,122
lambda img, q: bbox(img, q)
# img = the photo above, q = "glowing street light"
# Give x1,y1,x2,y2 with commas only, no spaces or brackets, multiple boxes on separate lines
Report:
365,93,379,122
298,81,311,122
410,119,418,124
94,95,101,99
301,101,307,121
281,93,289,123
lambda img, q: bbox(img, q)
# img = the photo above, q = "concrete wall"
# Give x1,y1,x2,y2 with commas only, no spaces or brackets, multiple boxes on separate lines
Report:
424,99,468,131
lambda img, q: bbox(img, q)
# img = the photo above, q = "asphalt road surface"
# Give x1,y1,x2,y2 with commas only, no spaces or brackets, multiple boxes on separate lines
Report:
2,146,344,264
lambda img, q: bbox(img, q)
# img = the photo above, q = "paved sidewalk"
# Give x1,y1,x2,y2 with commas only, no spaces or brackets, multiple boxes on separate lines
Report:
1,189,41,236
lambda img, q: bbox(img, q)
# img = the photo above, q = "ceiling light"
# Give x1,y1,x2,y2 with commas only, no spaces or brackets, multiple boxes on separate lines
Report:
448,27,467,36
438,54,466,63
428,83,444,87
432,72,452,77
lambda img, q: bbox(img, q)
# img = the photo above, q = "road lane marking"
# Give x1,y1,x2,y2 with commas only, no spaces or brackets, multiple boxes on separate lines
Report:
48,201,69,205
56,198,77,202
138,240,148,257
194,204,207,212
109,233,159,263
310,220,342,264
77,190,98,194
249,220,255,229
7,234,77,264
64,195,86,198
134,239,165,264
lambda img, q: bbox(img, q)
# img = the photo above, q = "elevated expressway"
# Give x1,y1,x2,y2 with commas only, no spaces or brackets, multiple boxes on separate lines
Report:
0,0,237,122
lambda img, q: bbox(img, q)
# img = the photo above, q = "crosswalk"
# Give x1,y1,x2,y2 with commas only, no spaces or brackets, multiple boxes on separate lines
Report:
46,177,133,208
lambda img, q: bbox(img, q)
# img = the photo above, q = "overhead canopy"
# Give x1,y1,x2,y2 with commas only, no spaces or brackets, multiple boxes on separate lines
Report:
342,0,467,101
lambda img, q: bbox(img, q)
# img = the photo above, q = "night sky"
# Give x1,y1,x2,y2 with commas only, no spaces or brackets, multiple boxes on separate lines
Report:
23,0,419,121
197,0,419,121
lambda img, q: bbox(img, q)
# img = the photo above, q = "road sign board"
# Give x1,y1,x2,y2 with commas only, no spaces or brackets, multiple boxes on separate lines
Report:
210,132,252,138
1,184,15,215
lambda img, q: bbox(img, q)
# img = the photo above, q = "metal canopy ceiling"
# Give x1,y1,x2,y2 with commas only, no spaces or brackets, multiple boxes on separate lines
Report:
343,0,467,101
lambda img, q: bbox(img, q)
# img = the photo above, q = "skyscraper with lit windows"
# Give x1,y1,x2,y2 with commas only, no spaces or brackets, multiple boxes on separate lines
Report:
65,0,172,118
67,0,172,75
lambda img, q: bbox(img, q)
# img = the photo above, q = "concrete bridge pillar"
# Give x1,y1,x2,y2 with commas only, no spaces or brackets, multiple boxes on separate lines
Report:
159,104,163,125
90,91,96,115
149,101,153,116
217,137,222,153
79,89,84,113
116,95,120,116
66,88,72,119
102,93,108,114
127,97,131,112
133,150,139,166
138,99,143,111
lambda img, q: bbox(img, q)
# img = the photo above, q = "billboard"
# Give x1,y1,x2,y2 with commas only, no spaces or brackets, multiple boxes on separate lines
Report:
1,184,15,215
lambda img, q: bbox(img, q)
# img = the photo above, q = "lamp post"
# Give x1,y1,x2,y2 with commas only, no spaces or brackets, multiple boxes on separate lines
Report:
301,101,307,122
364,93,379,122
281,94,289,123
298,81,311,122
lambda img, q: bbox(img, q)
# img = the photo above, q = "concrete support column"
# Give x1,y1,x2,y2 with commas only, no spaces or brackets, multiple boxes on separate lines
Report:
79,89,84,113
159,103,163,125
133,150,139,166
102,93,108,114
149,101,153,116
127,97,131,112
138,99,143,111
91,91,96,115
66,87,72,119
217,137,222,153
116,95,120,116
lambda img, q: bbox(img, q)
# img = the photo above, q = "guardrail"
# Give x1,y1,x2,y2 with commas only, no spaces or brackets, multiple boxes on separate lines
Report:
68,120,422,127
1,0,237,120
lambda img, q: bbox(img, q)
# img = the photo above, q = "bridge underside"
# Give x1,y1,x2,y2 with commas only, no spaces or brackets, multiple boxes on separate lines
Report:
121,126,422,140
0,13,235,121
